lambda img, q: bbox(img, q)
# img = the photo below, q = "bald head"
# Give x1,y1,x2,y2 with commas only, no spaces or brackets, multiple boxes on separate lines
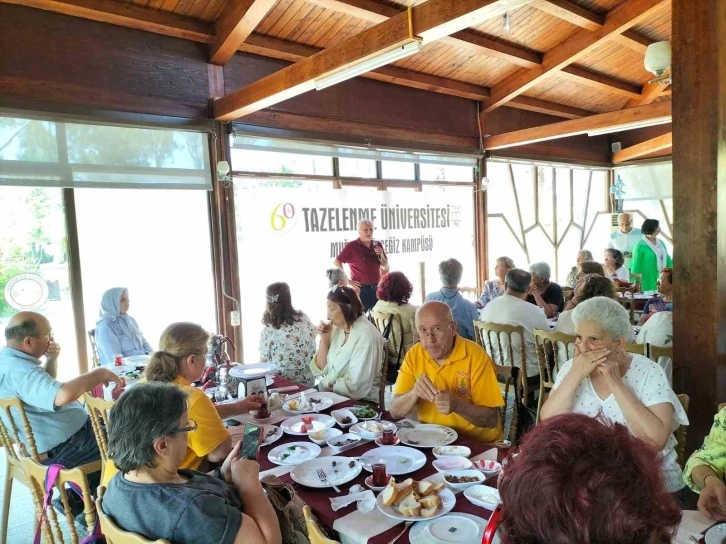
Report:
6,311,51,357
618,213,633,234
416,301,457,362
416,301,453,324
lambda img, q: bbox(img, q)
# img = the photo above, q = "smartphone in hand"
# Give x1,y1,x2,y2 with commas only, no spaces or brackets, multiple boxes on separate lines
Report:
239,423,263,460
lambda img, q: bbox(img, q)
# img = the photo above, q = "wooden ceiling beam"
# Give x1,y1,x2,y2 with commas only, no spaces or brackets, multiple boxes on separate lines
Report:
304,0,542,68
625,80,669,106
482,100,672,149
505,96,596,119
482,0,670,113
560,66,642,98
612,30,654,53
209,0,277,65
0,0,214,42
214,0,523,120
612,131,672,163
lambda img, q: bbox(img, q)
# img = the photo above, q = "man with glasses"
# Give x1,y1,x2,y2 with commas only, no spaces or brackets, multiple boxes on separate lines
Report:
0,311,121,474
389,301,504,443
334,219,389,311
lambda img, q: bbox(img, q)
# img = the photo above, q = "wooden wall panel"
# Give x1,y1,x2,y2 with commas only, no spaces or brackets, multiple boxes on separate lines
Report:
484,106,610,163
0,3,211,118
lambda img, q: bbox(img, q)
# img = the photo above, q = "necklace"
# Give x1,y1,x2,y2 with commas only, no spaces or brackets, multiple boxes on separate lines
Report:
440,288,459,300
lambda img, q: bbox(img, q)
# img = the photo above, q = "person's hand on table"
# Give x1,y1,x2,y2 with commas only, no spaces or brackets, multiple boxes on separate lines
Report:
239,394,264,413
699,476,726,521
434,390,457,415
413,375,437,402
92,367,125,387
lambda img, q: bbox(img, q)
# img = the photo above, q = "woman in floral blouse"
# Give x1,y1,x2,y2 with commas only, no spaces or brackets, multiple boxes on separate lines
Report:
259,282,316,386
476,256,514,309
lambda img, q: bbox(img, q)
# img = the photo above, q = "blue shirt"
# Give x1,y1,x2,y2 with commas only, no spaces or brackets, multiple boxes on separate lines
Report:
0,346,88,453
426,288,480,341
95,316,152,365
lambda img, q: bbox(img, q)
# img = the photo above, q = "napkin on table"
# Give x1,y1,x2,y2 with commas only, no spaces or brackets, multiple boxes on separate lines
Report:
330,490,376,512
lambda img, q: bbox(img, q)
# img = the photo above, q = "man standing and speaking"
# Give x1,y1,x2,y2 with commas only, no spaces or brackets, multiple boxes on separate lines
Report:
334,220,389,311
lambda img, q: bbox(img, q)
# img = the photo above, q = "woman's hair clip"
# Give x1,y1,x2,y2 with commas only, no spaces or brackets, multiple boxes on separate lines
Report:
267,294,279,303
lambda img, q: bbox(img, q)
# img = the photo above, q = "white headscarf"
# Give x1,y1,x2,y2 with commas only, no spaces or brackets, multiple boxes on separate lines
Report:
97,287,146,351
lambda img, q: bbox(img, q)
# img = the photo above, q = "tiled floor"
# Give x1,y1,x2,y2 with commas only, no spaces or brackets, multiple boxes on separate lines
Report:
1,449,82,544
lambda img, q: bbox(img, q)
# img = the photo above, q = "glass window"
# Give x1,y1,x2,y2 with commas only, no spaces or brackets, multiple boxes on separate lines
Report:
0,187,79,381
74,188,217,364
420,164,474,182
338,158,377,178
0,118,59,162
230,148,333,176
381,161,415,180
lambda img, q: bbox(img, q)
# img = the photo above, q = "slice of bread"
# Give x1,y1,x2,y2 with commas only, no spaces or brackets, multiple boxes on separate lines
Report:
421,503,441,518
419,495,441,509
416,480,436,497
393,485,413,505
430,481,445,493
398,492,422,517
397,478,414,490
381,479,398,507
400,504,422,517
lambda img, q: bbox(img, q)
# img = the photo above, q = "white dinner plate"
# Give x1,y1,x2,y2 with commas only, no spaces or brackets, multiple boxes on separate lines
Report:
260,425,283,447
268,442,321,466
358,446,427,476
266,376,274,387
283,395,334,414
290,456,362,489
376,486,456,522
411,513,486,544
280,414,336,436
396,424,458,448
123,355,151,367
705,523,726,544
229,363,276,379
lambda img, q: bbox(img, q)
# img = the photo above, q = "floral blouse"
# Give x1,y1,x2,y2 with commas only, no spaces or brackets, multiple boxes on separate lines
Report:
478,279,505,308
259,314,317,386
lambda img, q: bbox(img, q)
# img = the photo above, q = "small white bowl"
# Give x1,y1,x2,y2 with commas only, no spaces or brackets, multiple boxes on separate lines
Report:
432,445,472,459
309,428,342,446
464,485,501,510
441,469,484,491
331,408,358,428
472,459,502,477
327,432,361,449
432,457,473,473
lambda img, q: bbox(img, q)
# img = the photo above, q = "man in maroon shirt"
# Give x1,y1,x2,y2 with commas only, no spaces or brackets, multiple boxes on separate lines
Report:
334,220,389,311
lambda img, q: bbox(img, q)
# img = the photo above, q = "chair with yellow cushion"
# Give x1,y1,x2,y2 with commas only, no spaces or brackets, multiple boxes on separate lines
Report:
675,394,690,468
473,321,526,442
21,457,97,544
533,329,576,424
96,486,171,544
304,505,340,544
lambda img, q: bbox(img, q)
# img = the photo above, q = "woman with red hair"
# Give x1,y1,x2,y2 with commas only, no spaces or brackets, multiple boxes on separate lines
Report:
497,413,682,543
371,272,418,374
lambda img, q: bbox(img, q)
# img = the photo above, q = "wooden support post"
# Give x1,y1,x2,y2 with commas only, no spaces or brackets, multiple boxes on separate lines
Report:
672,0,726,453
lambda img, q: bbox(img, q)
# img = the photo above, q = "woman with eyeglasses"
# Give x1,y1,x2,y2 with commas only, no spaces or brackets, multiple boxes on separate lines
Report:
102,382,281,544
311,286,384,401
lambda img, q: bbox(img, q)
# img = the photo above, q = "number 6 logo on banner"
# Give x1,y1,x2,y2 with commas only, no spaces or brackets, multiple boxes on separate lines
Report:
270,203,295,233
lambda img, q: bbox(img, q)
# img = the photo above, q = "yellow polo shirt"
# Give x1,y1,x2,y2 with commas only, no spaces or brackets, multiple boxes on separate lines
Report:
393,336,504,444
102,376,229,484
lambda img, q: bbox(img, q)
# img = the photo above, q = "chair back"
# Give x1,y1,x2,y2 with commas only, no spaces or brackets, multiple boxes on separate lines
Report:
459,287,479,303
83,393,115,465
377,342,389,410
615,289,636,324
96,487,170,544
562,287,573,301
369,311,406,383
630,273,643,291
532,329,577,424
0,396,40,463
21,457,96,544
473,321,527,442
624,343,646,356
88,329,100,368
675,394,690,468
303,505,340,544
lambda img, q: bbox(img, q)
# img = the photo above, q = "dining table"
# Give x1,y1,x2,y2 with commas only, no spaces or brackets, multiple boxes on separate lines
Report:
228,377,499,544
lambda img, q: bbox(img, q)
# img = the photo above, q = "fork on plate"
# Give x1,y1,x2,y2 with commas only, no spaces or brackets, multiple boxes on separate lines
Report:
317,468,341,493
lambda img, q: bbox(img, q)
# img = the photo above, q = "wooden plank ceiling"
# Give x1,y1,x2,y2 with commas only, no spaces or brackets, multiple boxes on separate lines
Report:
2,0,673,157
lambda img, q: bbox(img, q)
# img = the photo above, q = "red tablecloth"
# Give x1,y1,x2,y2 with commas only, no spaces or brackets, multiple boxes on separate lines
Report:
252,378,496,544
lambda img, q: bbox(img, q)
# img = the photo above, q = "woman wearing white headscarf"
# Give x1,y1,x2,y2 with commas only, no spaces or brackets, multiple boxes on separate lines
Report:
95,287,152,365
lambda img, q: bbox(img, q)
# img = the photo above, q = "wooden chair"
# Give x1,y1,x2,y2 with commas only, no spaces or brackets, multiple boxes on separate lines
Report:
615,288,636,324
459,287,479,303
303,505,340,544
648,344,673,362
474,321,527,443
88,329,100,368
96,487,170,544
83,393,115,481
0,396,102,542
630,273,643,291
624,343,646,356
21,457,97,544
533,329,577,424
369,311,407,386
675,394,690,468
377,342,389,410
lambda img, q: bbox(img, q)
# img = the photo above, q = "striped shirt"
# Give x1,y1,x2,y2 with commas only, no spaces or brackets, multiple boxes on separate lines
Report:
0,347,87,453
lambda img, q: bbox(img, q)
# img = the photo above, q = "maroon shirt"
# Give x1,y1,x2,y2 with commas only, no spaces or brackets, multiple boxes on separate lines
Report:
336,239,387,285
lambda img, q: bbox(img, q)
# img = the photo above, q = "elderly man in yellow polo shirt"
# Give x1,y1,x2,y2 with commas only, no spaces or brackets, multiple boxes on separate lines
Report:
390,300,504,443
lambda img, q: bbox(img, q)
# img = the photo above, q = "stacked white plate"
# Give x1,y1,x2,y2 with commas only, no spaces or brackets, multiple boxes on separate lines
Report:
229,363,276,379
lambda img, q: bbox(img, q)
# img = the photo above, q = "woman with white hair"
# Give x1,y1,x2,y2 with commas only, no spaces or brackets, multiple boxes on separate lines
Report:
526,262,564,318
540,296,688,497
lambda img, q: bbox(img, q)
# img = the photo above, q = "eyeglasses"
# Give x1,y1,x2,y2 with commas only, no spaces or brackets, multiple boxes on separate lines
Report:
417,322,454,338
171,419,197,434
